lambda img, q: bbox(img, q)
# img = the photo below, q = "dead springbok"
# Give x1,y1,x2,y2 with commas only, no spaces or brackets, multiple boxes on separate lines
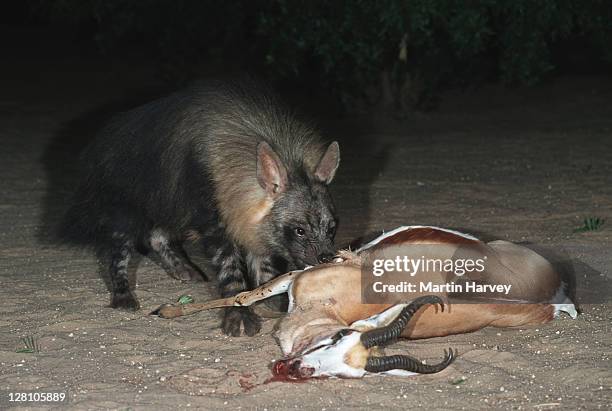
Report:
154,226,577,379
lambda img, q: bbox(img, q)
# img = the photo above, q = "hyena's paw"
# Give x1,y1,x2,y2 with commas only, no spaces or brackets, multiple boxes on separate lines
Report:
110,291,140,311
222,307,262,336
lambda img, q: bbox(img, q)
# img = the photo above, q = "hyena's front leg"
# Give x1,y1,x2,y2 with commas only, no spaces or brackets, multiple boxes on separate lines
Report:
214,242,261,336
109,231,139,310
149,229,208,282
247,254,288,311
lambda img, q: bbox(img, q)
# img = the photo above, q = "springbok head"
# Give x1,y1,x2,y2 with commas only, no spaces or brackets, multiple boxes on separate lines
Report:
271,295,455,380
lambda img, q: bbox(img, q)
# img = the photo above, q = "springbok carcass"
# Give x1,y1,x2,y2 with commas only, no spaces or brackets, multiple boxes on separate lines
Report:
154,226,578,379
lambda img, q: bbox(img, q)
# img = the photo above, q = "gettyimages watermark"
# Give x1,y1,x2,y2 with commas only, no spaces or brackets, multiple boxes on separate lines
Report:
359,242,606,305
369,252,513,295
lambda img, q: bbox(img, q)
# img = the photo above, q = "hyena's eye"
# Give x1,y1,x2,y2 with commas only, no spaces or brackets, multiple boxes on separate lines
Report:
327,224,336,236
294,227,306,237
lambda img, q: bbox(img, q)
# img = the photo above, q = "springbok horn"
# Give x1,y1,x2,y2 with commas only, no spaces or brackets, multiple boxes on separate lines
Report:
360,295,444,348
365,348,456,374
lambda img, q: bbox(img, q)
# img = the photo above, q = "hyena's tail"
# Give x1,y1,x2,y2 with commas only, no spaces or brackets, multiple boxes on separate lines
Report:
152,269,302,319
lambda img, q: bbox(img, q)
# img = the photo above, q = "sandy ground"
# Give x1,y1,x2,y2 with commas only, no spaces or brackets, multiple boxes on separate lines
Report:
0,50,611,410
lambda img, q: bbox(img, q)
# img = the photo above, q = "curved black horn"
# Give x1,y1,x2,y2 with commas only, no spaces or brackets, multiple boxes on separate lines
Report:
365,348,456,374
360,295,444,349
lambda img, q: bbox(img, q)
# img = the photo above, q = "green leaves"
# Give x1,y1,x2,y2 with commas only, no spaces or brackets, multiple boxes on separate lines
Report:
16,336,39,354
574,217,605,233
177,295,194,305
451,376,467,385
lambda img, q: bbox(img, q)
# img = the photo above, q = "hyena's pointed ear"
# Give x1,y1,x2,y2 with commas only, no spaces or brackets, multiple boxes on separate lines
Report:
314,141,340,184
257,141,288,197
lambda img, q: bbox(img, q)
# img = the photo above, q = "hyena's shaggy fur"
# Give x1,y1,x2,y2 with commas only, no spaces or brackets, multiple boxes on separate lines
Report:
62,80,340,336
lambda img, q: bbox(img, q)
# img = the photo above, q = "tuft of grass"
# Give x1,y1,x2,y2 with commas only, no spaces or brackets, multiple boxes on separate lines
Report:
177,295,194,304
574,217,605,233
16,336,39,354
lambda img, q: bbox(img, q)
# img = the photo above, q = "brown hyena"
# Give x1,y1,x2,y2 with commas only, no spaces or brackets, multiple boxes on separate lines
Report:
62,79,340,336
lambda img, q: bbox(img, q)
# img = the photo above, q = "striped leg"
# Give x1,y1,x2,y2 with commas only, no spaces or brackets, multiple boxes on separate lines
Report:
247,254,289,311
149,229,208,281
109,232,139,310
213,241,261,336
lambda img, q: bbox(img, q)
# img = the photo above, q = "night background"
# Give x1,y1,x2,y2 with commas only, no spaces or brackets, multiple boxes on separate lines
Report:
1,1,611,409
5,1,612,108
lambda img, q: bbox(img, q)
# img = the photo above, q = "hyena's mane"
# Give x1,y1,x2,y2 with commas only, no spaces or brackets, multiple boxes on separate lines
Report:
194,80,330,253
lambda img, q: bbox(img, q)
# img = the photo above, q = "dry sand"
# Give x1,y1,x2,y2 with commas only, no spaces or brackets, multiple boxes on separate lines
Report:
0,55,610,410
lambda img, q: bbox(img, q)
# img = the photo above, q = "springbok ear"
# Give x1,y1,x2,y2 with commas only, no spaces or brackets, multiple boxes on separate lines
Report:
257,141,288,197
314,141,340,184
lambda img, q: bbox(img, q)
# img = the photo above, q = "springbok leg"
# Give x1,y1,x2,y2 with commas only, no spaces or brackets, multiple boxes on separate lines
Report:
151,269,303,318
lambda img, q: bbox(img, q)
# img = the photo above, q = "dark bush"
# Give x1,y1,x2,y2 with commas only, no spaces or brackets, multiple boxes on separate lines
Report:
26,0,612,110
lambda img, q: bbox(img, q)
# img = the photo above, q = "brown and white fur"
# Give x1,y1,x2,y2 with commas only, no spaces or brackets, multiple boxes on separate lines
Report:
155,226,577,379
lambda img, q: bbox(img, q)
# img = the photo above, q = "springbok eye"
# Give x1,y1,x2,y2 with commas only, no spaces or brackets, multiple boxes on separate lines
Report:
330,328,352,344
294,227,306,237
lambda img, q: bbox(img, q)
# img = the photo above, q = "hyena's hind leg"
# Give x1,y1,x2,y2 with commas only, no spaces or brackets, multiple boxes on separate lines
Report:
149,229,208,282
109,231,140,310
